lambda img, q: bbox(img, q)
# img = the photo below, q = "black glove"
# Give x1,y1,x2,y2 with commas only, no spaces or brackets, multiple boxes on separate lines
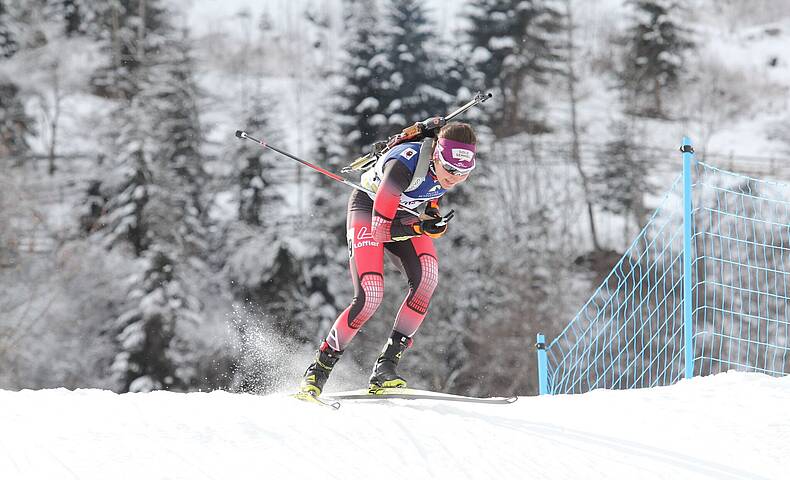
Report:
413,210,455,239
424,199,441,219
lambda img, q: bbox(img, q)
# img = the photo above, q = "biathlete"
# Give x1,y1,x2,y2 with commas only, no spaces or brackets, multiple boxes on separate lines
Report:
300,122,478,396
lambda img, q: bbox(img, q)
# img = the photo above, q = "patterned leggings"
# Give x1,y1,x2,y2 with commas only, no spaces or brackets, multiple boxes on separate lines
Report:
325,194,439,352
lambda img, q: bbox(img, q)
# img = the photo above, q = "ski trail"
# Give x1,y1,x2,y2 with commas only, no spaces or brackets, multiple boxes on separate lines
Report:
0,373,787,480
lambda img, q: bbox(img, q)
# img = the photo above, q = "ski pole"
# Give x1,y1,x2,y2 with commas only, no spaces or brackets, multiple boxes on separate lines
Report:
234,130,422,217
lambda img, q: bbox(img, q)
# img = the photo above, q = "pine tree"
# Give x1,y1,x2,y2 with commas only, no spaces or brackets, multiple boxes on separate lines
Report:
79,180,107,235
32,0,86,37
93,22,211,393
301,100,351,343
62,0,83,36
619,0,694,117
223,88,299,322
142,33,209,258
466,0,565,137
88,0,169,99
591,119,651,233
0,1,18,58
98,144,151,255
294,7,355,349
110,247,201,392
224,87,300,389
435,41,472,106
0,79,33,159
337,0,388,156
381,0,452,128
234,89,280,227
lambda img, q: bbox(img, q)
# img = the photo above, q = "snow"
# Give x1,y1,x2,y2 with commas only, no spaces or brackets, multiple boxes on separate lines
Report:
1,371,788,479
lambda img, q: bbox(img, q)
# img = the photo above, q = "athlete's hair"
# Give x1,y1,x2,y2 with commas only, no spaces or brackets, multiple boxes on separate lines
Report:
438,122,476,145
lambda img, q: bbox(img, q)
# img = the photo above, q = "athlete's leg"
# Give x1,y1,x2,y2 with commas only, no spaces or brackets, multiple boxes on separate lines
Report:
369,235,438,388
384,235,439,337
324,208,385,352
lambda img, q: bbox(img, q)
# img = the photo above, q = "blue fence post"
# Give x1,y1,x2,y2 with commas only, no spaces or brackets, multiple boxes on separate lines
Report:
682,137,695,379
536,333,549,395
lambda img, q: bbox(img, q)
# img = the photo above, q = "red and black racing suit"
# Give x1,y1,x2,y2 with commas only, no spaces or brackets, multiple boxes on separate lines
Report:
324,160,440,352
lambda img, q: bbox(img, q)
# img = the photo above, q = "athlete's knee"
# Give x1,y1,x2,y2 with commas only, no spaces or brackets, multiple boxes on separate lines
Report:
407,254,439,314
360,272,385,310
419,254,439,294
348,272,384,329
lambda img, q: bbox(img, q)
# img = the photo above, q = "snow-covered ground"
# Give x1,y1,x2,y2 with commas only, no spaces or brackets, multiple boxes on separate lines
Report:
1,371,788,479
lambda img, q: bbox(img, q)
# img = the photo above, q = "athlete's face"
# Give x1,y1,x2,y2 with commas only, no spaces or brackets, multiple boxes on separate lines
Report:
432,153,470,190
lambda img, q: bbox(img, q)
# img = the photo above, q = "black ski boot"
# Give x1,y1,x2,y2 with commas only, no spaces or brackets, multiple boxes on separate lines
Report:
300,342,343,397
369,331,413,391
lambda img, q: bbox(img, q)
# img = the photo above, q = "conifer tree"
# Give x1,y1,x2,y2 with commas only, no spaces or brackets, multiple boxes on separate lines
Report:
99,144,151,255
619,0,694,117
62,0,83,36
301,100,350,343
382,0,451,127
466,0,565,137
93,21,211,392
0,1,18,58
110,247,201,392
435,43,472,106
222,89,317,393
591,119,651,233
233,89,280,227
337,0,387,156
0,79,33,159
88,0,169,99
295,8,354,347
142,33,209,258
222,90,286,392
33,0,86,36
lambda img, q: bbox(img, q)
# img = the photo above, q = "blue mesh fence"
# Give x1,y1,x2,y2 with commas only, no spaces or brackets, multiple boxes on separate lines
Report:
538,141,790,395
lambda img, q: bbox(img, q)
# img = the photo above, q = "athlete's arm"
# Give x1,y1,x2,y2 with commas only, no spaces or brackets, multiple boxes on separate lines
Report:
370,160,419,242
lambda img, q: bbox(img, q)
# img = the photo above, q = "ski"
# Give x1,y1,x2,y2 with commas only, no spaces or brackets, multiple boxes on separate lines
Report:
324,388,517,405
290,392,341,410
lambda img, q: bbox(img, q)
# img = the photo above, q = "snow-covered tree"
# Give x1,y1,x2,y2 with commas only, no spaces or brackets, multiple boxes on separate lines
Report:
0,1,18,58
61,0,84,36
618,0,694,117
92,40,153,254
91,24,212,392
221,88,302,392
300,99,351,345
233,89,280,227
590,119,652,234
29,0,88,37
337,0,388,156
0,79,33,159
110,247,201,392
435,42,473,107
143,33,210,258
89,0,170,99
98,145,151,255
381,0,451,127
466,0,565,137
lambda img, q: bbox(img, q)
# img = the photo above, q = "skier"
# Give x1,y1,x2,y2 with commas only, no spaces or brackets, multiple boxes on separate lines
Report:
300,122,477,397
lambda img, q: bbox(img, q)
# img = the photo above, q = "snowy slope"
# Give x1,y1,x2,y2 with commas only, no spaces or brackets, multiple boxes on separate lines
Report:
1,372,788,480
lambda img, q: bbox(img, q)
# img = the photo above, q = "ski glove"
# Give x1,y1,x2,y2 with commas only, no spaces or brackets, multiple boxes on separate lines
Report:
424,199,441,219
413,210,455,239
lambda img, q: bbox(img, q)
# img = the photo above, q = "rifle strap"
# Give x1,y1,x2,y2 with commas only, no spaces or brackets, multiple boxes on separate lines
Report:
405,137,435,192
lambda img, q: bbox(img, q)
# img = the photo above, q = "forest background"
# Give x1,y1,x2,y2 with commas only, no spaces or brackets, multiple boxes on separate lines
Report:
2,0,789,396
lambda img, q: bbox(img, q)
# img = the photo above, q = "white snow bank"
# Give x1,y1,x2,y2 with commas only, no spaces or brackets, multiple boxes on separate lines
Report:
1,371,788,480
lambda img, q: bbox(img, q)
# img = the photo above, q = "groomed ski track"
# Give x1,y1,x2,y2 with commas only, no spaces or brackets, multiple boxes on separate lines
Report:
1,372,788,480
